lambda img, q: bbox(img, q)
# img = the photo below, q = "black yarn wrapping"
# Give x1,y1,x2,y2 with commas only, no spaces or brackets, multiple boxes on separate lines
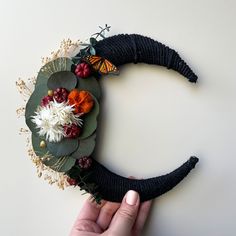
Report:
80,34,199,202
94,34,198,83
88,157,198,202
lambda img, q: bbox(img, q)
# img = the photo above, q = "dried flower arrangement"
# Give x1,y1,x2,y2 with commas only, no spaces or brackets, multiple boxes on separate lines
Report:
17,25,199,203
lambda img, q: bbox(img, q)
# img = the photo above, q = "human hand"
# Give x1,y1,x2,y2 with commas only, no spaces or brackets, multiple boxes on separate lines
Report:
69,190,152,236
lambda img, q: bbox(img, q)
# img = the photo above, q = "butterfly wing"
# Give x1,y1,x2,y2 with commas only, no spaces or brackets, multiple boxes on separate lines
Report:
83,55,119,75
83,55,102,71
100,58,119,75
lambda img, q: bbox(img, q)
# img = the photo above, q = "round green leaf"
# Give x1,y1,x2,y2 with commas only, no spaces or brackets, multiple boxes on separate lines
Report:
47,71,77,91
72,133,96,159
47,138,79,157
42,155,76,173
79,96,99,140
25,84,48,134
89,47,96,55
25,84,47,119
90,37,98,46
77,77,101,100
31,134,48,157
35,57,74,88
26,118,40,136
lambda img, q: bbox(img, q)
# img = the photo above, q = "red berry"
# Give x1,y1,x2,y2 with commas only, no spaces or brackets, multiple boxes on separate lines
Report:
40,95,53,107
67,177,77,186
53,88,69,103
63,124,81,138
75,63,91,78
77,157,92,169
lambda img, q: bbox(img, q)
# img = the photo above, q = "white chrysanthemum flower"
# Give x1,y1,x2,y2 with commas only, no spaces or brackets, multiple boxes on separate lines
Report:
32,100,83,142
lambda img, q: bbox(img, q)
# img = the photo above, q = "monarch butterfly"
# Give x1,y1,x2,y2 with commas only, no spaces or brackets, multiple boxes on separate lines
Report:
83,55,119,75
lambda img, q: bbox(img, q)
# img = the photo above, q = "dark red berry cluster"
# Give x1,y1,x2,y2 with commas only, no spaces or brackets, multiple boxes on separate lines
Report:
40,95,53,107
67,177,77,186
53,88,69,103
78,157,92,169
63,124,81,138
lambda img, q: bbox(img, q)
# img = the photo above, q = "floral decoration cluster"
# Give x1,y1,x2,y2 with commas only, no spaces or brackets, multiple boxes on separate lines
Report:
17,25,112,202
32,87,93,143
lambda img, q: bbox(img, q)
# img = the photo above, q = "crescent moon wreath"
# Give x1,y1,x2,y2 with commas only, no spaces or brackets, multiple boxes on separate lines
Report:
17,25,199,203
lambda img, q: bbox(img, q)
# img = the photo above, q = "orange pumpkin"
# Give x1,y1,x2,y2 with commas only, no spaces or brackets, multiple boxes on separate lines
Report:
68,89,94,114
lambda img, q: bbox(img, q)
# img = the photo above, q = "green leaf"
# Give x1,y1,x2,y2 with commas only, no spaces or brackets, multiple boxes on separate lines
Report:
80,48,87,57
72,57,81,65
47,71,77,91
31,134,48,157
72,133,96,159
26,118,39,136
25,84,47,119
47,138,79,157
25,84,48,134
42,155,76,173
79,96,99,140
66,165,82,178
35,57,74,88
89,47,96,55
77,77,101,100
90,37,97,46
80,43,90,47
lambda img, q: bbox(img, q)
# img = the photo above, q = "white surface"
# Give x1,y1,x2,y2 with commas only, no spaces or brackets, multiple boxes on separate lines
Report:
0,0,236,235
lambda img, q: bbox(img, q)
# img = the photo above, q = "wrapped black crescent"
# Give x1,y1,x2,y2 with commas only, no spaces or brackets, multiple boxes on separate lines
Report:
88,156,199,202
21,30,200,204
72,33,199,202
94,34,198,82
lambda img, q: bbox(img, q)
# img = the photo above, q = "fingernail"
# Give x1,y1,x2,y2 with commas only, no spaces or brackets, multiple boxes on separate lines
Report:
126,190,138,206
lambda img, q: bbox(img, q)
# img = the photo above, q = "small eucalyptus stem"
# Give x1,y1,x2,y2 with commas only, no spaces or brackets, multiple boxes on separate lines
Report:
92,24,111,39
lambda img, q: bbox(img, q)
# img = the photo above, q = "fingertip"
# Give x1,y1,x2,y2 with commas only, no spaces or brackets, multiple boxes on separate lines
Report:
125,190,140,206
109,190,140,234
128,176,136,179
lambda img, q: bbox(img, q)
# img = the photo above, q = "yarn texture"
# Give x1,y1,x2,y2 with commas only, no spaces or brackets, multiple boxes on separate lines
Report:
70,34,200,202
88,157,198,202
94,34,198,83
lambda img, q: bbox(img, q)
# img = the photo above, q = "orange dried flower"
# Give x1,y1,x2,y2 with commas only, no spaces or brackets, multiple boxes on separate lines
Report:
68,89,94,114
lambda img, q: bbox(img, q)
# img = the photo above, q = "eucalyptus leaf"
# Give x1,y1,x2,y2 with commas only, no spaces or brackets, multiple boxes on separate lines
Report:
80,48,87,57
25,84,48,119
90,37,97,46
47,138,79,157
31,134,48,157
72,133,96,159
66,165,82,179
89,47,96,55
26,117,40,136
79,97,99,140
47,71,77,91
25,84,48,134
35,57,73,88
42,155,76,173
72,56,81,65
80,43,90,47
77,77,101,100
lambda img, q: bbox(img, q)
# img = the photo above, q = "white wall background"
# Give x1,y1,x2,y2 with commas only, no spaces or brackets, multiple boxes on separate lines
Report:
0,0,236,235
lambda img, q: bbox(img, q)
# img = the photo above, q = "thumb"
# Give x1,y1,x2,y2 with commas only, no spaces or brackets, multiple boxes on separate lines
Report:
108,190,140,235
